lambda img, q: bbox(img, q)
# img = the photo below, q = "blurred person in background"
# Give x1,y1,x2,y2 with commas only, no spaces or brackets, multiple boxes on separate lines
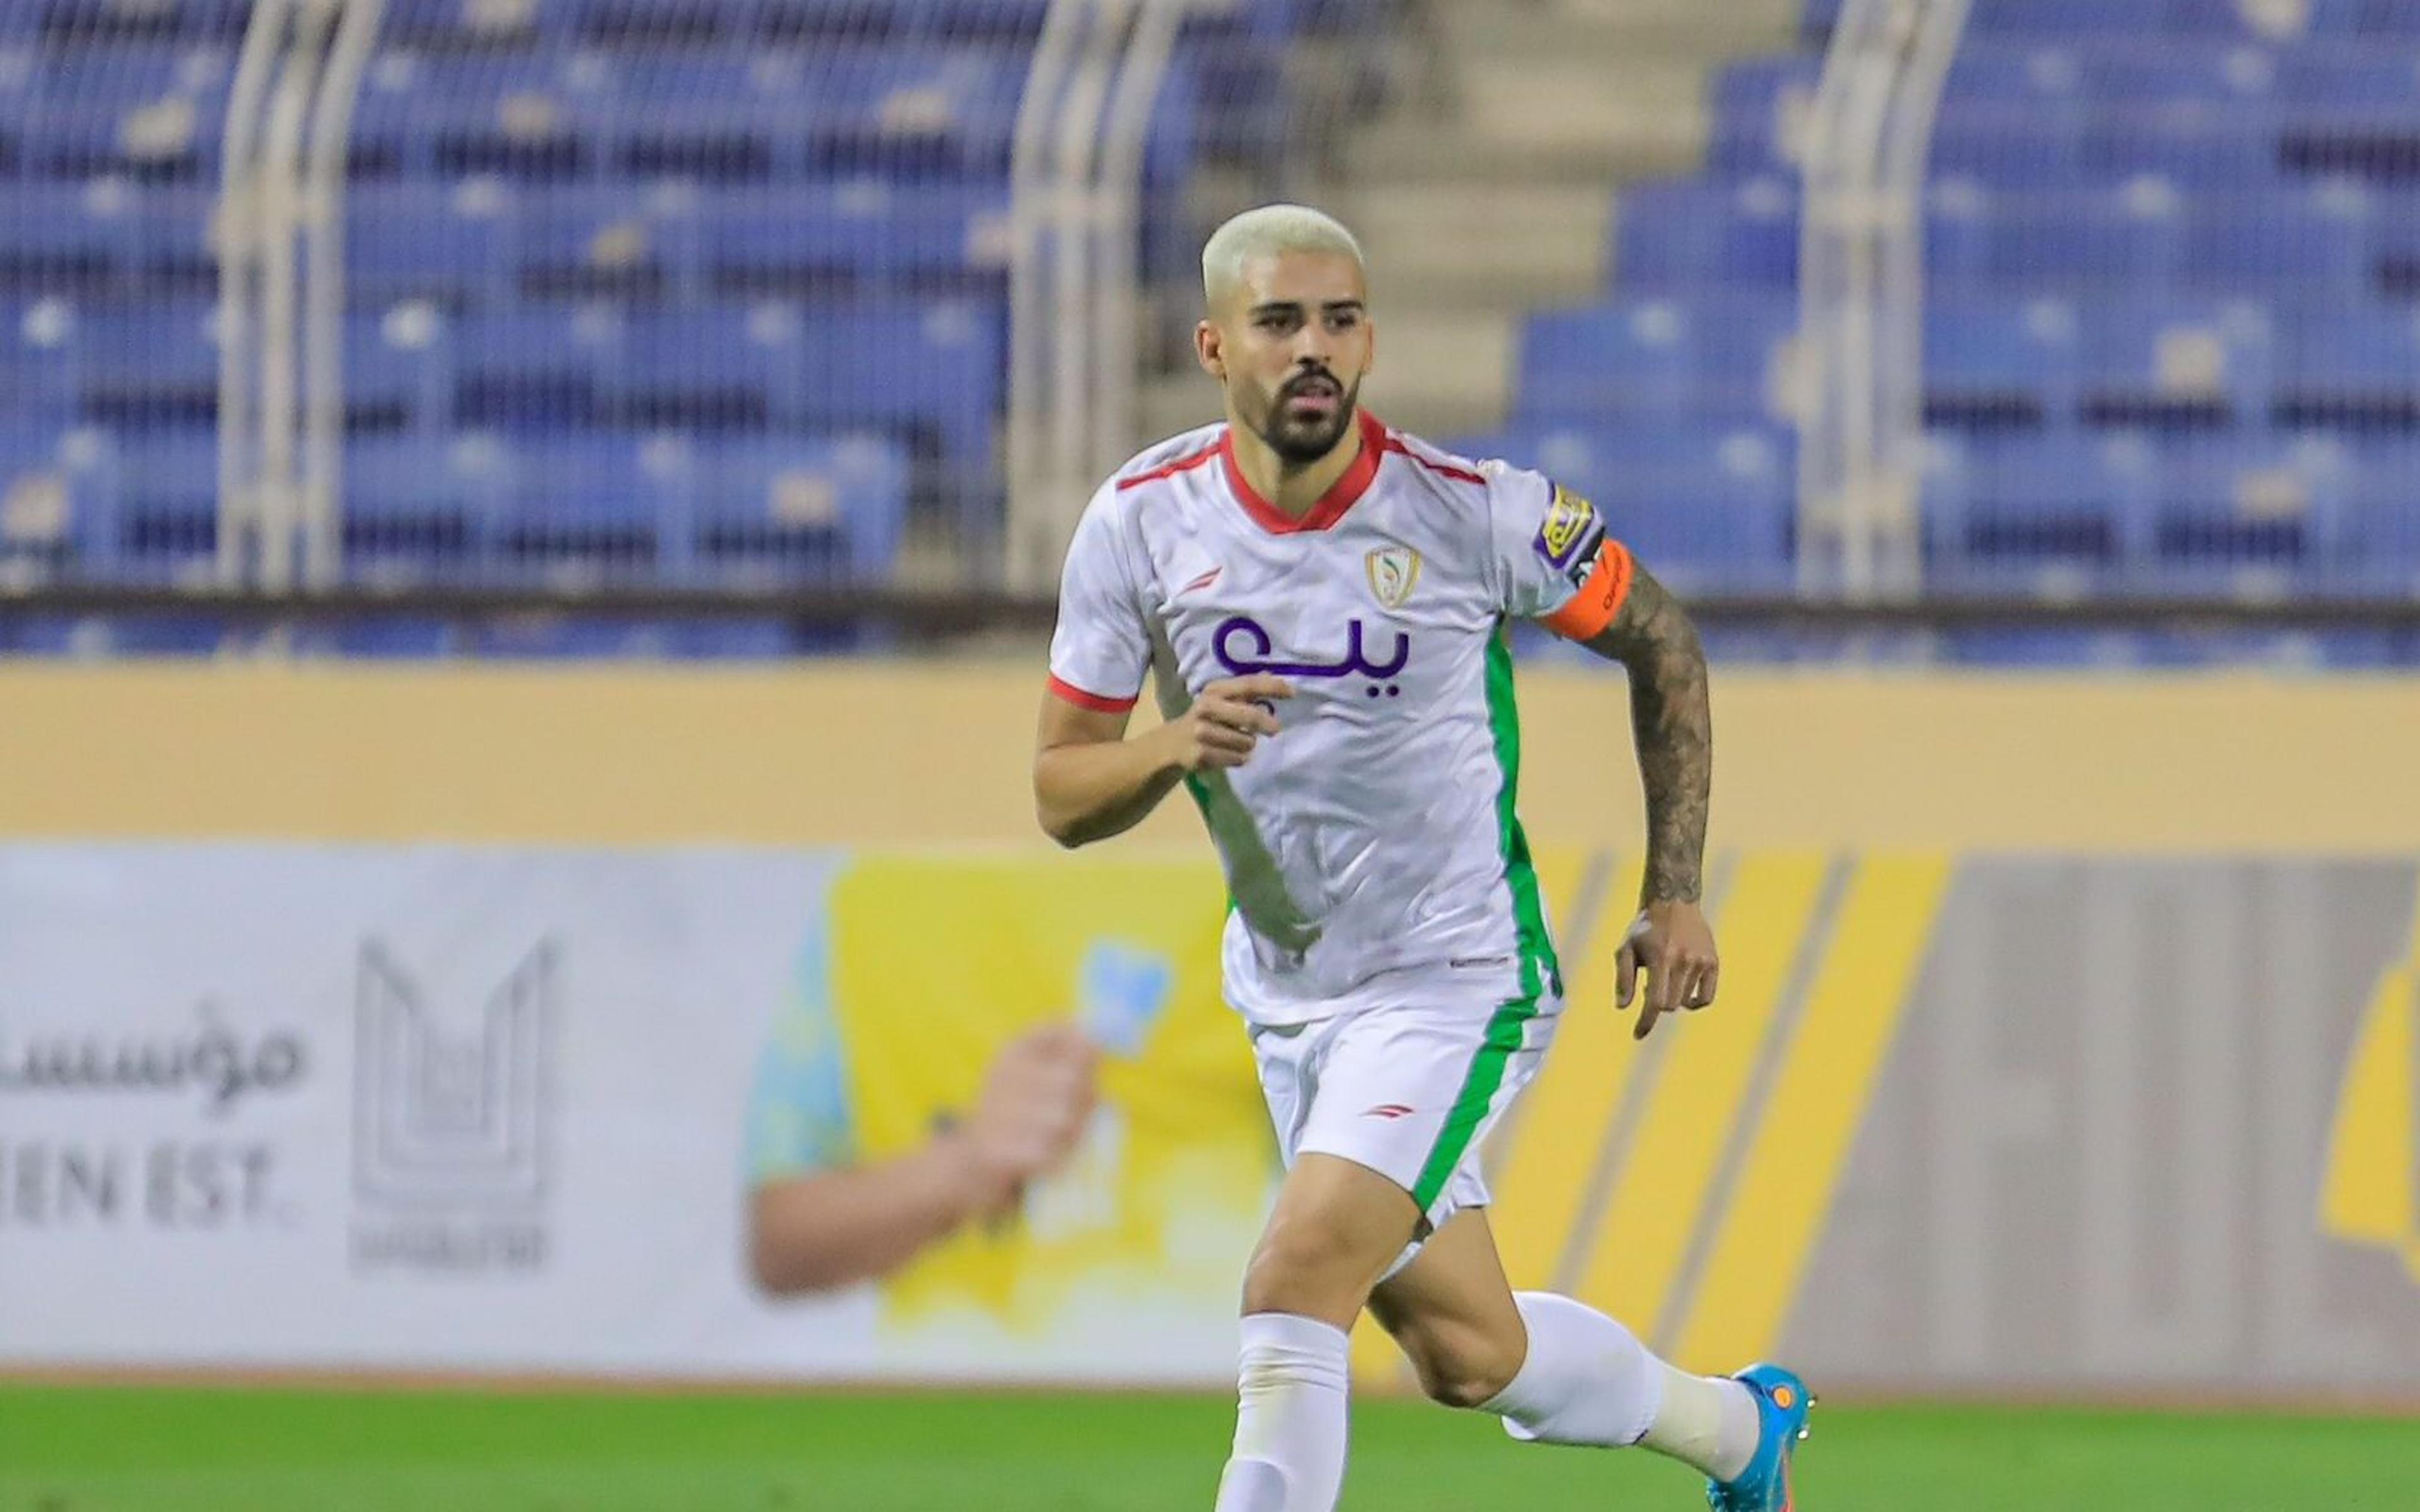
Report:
1032,204,1809,1512
744,989,1098,1297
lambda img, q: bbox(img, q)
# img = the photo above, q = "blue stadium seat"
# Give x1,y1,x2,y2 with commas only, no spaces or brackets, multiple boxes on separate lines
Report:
1923,431,2156,588
0,302,79,427
703,435,911,584
1705,57,1818,175
2184,192,2375,294
2272,308,2420,435
1926,297,2083,427
1947,188,2189,290
2277,307,2420,387
74,302,219,432
347,185,521,309
343,434,494,584
2343,440,2420,587
1930,110,2089,188
1945,47,2080,103
2145,435,2349,588
1967,1,2174,38
597,309,780,435
2076,297,2273,428
2079,109,2276,187
2167,0,2377,41
0,425,79,575
0,185,137,299
1457,423,1796,483
83,429,220,583
2077,42,2276,101
693,182,1010,291
1615,179,1799,290
2276,49,2420,105
490,435,662,583
24,1,247,43
1518,297,1792,425
23,43,235,108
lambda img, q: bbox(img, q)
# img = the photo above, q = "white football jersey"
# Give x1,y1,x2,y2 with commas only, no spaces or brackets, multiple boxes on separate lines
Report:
1047,410,1635,1026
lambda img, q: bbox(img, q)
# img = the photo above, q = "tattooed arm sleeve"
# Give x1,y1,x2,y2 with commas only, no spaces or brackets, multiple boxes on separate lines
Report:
1582,564,1712,905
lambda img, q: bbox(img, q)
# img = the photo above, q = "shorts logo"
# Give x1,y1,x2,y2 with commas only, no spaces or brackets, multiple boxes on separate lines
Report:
1535,483,1605,573
1364,545,1420,610
1363,1103,1415,1120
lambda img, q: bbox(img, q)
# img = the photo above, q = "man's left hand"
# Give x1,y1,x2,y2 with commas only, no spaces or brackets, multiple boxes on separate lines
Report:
1615,900,1720,1041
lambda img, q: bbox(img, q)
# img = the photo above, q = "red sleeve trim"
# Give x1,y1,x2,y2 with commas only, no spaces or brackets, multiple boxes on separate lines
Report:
1046,674,1140,714
1541,541,1637,641
1381,435,1487,486
1116,442,1222,491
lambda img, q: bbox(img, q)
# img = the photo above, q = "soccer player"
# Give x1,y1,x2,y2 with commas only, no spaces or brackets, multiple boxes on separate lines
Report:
1032,205,1811,1511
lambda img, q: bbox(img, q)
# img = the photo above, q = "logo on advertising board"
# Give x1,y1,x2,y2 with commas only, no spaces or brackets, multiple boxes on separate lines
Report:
349,939,558,1276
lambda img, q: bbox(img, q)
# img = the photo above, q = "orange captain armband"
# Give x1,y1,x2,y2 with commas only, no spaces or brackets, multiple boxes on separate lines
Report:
1541,538,1637,641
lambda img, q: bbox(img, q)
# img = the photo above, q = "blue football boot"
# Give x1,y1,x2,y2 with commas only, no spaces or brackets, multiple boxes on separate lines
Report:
1705,1363,1814,1512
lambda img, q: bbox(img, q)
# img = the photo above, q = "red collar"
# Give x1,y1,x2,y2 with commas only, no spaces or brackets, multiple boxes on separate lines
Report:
1219,408,1387,535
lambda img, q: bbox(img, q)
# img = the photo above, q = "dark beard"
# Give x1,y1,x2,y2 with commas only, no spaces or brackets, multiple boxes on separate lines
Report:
1255,377,1359,465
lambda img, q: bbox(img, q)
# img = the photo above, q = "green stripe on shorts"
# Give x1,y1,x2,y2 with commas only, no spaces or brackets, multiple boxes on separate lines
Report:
1410,994,1540,1211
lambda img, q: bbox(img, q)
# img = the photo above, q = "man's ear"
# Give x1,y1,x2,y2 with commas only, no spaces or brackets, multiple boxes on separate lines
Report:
1195,319,1225,381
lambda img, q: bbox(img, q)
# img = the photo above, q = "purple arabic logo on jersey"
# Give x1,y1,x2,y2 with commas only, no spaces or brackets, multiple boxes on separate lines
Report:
1212,616,1410,700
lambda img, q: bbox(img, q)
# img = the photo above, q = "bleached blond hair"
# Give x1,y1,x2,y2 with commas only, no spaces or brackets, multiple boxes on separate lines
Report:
1201,204,1366,309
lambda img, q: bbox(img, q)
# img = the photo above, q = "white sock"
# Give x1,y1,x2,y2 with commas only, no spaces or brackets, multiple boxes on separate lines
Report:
1480,1292,1760,1482
1641,1360,1762,1483
1213,1312,1352,1512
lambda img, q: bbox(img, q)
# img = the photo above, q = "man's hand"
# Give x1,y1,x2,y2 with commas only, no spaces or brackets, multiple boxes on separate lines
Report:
1156,675,1295,773
954,1024,1101,1213
1615,900,1720,1041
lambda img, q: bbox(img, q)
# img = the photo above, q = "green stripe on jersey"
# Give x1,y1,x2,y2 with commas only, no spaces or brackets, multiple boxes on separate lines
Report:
1409,626,1563,1212
1484,623,1560,997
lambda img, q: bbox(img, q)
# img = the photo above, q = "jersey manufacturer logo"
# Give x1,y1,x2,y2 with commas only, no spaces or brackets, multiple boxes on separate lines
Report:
1536,483,1606,576
1181,566,1223,596
1363,1103,1415,1121
1364,545,1421,610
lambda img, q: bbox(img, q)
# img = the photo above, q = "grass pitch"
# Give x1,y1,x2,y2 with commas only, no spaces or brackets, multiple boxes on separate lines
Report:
2,1385,2413,1510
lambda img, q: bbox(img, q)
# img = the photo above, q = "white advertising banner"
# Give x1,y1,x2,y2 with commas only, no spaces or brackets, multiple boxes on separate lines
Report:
0,844,1268,1383
16,845,2414,1394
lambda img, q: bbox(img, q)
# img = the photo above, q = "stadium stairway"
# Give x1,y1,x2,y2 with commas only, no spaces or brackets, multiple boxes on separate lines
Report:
1139,0,1801,443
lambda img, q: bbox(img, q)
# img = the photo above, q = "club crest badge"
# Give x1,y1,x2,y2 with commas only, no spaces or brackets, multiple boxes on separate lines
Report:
1365,545,1421,610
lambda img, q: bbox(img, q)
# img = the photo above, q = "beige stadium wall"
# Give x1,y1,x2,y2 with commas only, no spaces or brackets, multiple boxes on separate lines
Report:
1,661,2415,850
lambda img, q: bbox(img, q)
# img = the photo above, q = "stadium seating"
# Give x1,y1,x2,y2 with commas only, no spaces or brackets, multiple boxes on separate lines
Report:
2,0,2416,646
1451,0,2420,601
0,0,1335,613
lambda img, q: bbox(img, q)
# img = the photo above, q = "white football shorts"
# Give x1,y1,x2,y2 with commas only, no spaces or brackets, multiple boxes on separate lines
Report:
1248,982,1562,1280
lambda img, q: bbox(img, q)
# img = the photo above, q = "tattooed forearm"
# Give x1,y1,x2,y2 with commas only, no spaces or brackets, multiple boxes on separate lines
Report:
1584,564,1712,904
